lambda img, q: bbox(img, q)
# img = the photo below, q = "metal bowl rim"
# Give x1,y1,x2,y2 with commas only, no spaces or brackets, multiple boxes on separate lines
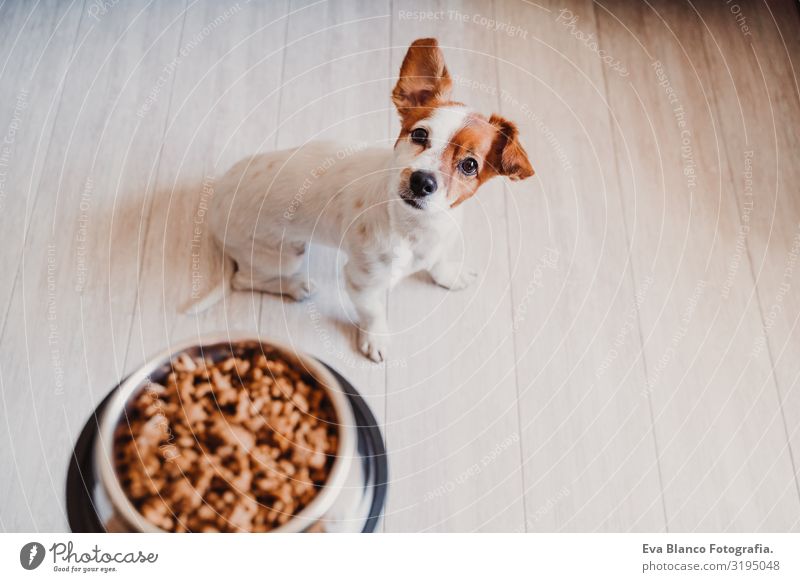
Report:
94,333,357,533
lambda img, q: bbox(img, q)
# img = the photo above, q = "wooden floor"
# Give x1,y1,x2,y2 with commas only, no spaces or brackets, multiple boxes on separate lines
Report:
1,0,799,532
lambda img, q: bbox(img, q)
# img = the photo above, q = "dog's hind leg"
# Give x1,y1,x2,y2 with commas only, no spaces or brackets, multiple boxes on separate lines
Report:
230,240,316,301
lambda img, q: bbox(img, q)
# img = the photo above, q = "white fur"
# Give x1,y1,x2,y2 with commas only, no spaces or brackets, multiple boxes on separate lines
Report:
193,106,474,362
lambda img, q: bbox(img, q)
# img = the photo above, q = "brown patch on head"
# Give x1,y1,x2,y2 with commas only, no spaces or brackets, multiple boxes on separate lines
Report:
438,114,497,207
392,39,452,127
354,198,365,210
440,114,534,207
486,115,534,181
391,39,468,148
358,223,368,239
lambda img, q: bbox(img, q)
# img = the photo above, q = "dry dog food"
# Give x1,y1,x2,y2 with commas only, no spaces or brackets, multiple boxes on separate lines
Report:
113,346,339,532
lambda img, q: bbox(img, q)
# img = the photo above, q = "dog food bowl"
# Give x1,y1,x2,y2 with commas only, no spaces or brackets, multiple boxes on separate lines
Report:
66,334,387,533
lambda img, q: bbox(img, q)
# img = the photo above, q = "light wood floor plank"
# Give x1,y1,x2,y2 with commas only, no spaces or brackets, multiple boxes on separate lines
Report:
0,0,83,334
595,0,800,531
0,0,189,530
692,0,800,530
494,0,666,532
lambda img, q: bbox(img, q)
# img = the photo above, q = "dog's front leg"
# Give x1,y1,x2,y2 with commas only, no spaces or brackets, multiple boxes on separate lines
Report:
345,261,389,363
427,211,477,291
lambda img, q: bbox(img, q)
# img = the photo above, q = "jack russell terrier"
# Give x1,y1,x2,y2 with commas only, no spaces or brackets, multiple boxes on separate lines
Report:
191,38,535,362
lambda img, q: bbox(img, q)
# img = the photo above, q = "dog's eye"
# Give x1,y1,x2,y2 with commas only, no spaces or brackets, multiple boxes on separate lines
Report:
410,128,428,145
459,157,479,176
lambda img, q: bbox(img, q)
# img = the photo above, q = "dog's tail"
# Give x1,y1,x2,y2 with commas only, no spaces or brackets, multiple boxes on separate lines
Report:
181,252,235,315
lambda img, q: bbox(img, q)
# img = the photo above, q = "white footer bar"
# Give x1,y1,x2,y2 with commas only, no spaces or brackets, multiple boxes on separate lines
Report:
2,533,798,581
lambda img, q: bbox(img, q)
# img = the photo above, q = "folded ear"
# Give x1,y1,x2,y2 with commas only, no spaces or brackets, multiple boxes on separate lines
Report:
392,38,453,117
487,114,535,181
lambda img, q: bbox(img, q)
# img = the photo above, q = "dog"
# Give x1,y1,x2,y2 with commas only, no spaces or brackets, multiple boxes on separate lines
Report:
191,38,534,362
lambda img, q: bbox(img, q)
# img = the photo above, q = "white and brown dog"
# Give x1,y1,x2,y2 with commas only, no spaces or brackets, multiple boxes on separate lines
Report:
193,38,534,361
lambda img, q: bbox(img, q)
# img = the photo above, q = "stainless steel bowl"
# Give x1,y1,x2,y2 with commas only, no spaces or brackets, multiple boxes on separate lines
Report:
93,334,377,532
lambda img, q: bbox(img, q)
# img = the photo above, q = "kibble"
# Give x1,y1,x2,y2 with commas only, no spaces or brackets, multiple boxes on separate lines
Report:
113,345,339,532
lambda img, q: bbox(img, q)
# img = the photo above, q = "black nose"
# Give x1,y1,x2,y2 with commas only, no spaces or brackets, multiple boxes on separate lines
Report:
409,170,437,197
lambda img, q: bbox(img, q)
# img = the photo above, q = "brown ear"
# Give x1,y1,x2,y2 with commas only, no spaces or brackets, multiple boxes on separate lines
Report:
487,114,535,181
392,38,452,117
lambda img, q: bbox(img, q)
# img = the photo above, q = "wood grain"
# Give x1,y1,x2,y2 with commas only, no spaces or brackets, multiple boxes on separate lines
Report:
129,0,289,368
494,0,665,532
693,0,800,530
0,0,799,532
0,0,83,338
0,0,188,530
595,0,800,531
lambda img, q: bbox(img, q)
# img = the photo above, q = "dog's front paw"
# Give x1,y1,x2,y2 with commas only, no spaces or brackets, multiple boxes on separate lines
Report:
447,269,478,291
358,328,387,363
430,261,478,291
286,278,316,302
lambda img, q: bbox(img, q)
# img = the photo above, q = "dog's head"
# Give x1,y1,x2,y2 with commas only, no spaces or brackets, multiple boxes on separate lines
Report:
391,38,534,212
